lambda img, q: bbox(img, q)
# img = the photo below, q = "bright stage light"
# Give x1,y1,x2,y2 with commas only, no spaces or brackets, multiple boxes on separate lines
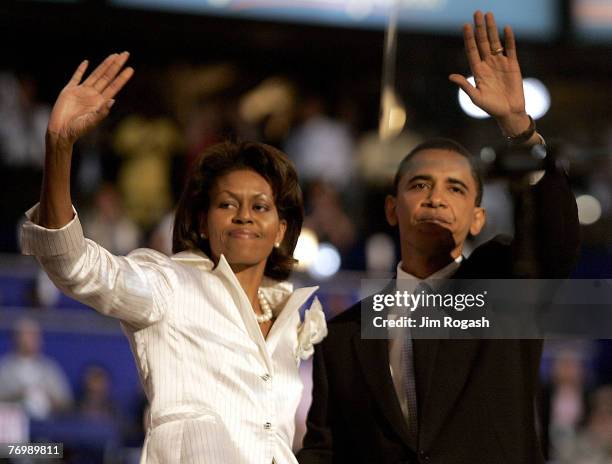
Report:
294,228,319,271
480,146,496,163
458,77,551,120
576,194,602,225
523,78,551,120
379,87,406,140
309,243,342,279
458,77,488,119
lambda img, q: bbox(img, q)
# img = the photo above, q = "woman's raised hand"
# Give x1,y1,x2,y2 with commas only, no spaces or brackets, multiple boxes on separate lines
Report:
47,52,134,143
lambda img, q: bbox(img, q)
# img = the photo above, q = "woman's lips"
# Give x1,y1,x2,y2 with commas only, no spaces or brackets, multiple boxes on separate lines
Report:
227,229,260,239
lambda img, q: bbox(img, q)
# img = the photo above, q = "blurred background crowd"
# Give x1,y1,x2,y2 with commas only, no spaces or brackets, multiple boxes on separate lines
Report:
0,0,611,462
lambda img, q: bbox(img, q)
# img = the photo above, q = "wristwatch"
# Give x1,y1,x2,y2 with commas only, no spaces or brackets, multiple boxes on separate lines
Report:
506,115,536,146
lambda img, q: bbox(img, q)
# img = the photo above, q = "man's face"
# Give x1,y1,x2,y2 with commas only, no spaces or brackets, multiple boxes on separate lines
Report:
385,149,486,258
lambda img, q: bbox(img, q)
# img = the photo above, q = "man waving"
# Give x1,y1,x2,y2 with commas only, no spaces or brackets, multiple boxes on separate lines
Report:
298,11,579,464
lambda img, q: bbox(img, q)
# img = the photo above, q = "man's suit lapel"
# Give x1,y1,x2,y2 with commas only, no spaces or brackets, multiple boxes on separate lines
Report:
352,334,415,449
415,338,480,450
350,277,481,452
414,271,481,450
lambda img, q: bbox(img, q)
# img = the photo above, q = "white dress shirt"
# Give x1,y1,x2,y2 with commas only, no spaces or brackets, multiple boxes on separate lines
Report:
389,258,462,422
20,204,319,464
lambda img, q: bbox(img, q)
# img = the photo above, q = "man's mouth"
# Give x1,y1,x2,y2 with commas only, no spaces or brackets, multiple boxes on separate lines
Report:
416,216,451,226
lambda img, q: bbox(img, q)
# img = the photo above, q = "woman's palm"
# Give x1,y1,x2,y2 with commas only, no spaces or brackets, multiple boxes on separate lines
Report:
47,52,134,143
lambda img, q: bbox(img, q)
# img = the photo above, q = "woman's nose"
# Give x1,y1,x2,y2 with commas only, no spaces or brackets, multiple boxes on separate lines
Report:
232,205,253,223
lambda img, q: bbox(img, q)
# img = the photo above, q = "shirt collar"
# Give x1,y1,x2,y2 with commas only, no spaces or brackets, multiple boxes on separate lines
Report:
170,249,300,308
396,256,463,292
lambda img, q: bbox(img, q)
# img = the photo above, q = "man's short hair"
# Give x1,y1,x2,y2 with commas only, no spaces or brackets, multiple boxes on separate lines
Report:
392,138,484,206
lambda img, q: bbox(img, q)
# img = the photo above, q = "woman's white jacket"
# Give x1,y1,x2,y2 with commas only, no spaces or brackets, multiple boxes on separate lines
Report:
21,204,322,464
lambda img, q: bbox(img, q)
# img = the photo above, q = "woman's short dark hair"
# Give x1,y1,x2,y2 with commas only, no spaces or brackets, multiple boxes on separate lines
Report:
172,141,304,281
393,138,483,206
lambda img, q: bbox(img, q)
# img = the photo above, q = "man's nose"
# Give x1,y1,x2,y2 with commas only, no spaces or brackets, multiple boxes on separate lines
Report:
424,187,447,208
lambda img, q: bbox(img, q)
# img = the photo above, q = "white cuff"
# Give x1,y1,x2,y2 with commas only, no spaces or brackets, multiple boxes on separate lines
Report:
20,203,85,256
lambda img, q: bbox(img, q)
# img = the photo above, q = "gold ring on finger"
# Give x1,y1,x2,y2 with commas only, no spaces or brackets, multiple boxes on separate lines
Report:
491,46,505,55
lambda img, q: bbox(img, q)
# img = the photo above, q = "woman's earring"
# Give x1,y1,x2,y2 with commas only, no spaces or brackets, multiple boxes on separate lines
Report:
200,232,207,239
274,242,280,248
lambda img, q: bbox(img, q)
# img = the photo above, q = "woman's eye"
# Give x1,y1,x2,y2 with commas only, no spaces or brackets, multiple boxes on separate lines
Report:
219,202,237,209
254,204,270,212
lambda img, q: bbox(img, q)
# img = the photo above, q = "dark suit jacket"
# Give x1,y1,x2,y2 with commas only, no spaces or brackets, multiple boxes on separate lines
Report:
298,168,580,464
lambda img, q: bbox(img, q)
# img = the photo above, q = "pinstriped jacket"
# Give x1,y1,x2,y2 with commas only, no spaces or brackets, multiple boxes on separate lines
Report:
21,204,320,464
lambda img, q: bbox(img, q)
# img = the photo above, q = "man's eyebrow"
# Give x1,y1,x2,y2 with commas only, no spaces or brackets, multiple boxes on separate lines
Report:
447,177,470,191
405,174,434,184
404,175,471,192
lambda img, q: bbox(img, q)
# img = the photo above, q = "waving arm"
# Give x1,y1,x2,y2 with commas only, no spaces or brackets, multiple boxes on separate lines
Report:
40,52,133,229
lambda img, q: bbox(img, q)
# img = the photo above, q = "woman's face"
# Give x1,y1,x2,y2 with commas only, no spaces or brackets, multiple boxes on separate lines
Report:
202,169,287,272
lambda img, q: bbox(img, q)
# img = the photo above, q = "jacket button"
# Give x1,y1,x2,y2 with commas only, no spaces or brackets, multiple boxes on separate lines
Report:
261,373,271,381
264,422,272,430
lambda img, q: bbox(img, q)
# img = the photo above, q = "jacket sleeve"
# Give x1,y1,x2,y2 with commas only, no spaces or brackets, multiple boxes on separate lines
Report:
530,167,580,278
297,342,334,464
20,203,176,330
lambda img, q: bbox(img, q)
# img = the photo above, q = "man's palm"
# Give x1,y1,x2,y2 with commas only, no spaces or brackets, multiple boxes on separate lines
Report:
449,11,526,120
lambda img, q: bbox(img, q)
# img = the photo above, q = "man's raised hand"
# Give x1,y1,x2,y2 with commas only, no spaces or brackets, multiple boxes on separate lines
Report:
449,11,531,137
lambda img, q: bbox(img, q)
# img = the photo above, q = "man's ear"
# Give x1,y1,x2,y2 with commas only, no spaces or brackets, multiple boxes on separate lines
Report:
470,207,486,236
275,219,287,246
385,195,398,227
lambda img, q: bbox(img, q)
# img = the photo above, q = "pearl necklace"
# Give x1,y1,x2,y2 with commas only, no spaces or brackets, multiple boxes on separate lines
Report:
256,289,274,323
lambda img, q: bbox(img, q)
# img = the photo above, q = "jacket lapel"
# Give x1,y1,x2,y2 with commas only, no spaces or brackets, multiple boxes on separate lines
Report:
351,265,483,451
212,255,275,374
352,315,415,449
265,285,319,355
412,274,481,449
415,336,480,450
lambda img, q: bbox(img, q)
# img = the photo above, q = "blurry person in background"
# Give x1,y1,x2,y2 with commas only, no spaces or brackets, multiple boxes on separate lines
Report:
82,182,142,255
541,350,590,459
20,53,326,463
0,73,51,251
304,181,356,255
112,108,182,234
285,94,355,192
77,363,121,422
148,209,175,256
299,11,579,464
559,386,612,464
0,317,73,419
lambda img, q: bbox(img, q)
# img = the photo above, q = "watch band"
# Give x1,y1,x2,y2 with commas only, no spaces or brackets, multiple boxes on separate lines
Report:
506,115,536,146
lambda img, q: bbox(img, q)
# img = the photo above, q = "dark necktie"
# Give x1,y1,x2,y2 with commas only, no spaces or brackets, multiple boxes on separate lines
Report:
401,281,431,445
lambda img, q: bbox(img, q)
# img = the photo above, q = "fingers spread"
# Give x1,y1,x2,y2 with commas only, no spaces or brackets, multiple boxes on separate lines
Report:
93,51,130,93
504,25,517,59
473,10,490,60
485,11,503,51
102,66,135,100
68,60,89,86
83,53,118,87
463,24,481,69
449,74,478,102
